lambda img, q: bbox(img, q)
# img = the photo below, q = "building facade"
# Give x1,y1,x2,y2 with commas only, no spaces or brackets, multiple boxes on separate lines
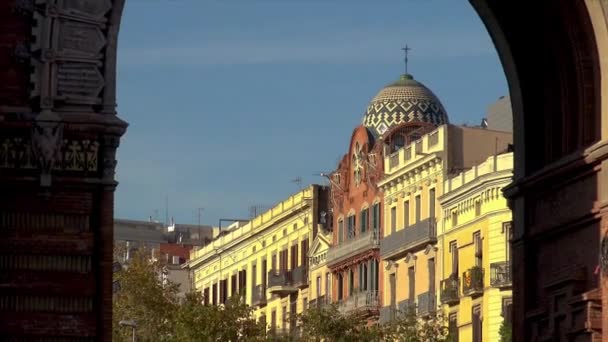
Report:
438,152,513,342
308,230,332,309
187,185,328,335
377,124,513,325
326,72,451,320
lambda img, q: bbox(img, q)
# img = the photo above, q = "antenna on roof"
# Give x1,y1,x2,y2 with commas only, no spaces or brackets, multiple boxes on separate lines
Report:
291,176,303,190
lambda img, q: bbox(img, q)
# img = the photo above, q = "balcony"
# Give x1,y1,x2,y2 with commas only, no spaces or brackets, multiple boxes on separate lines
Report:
462,266,484,297
267,270,297,296
440,275,460,305
380,218,437,260
379,306,396,324
397,298,415,315
327,231,379,267
292,265,308,289
309,295,328,308
337,290,380,315
417,291,436,316
251,285,267,307
490,261,512,288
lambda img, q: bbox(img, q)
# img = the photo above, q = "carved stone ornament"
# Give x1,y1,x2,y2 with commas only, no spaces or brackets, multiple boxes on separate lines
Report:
31,112,64,187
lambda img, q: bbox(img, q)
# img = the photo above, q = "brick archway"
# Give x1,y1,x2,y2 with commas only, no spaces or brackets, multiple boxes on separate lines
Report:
1,0,608,341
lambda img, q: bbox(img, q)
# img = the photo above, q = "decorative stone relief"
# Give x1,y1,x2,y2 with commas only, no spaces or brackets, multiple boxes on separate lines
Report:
31,113,64,186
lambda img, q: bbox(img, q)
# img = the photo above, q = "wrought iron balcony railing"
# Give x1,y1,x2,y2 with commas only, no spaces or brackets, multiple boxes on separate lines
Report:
380,218,437,260
251,284,267,307
490,261,512,288
417,291,436,316
379,306,396,324
398,298,415,315
337,290,380,314
327,230,379,266
309,295,328,308
267,270,297,295
462,266,484,297
440,275,460,305
292,265,308,289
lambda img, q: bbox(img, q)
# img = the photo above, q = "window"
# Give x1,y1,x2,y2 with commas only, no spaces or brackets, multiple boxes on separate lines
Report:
282,305,288,331
389,273,396,308
360,263,368,291
428,258,436,294
452,211,458,227
231,274,237,297
450,241,459,276
303,296,308,311
238,269,247,296
259,315,266,330
408,266,415,302
280,249,288,272
290,244,298,269
449,313,458,342
360,208,369,233
372,203,380,232
338,273,344,300
472,305,482,342
474,231,482,267
326,273,331,301
271,253,277,272
220,279,228,304
290,298,297,331
475,200,481,217
316,276,322,298
429,188,436,219
261,258,267,288
504,222,513,261
271,310,277,333
338,219,344,244
252,263,257,287
415,195,421,223
390,207,397,234
212,283,218,305
502,297,513,326
348,269,354,296
347,215,356,239
404,201,410,228
301,239,309,267
203,287,210,305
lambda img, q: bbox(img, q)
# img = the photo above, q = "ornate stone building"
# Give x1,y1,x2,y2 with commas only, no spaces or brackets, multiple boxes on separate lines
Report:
0,1,126,340
326,73,448,320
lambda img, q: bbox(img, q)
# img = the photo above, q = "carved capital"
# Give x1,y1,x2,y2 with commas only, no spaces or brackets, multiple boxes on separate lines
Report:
31,112,64,187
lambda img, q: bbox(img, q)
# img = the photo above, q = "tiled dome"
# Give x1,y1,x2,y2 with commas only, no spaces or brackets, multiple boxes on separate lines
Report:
362,74,449,137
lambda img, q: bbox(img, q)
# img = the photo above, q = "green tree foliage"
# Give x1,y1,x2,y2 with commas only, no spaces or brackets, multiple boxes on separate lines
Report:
381,306,450,342
112,248,179,342
296,304,382,341
499,319,512,342
113,251,450,342
172,292,266,341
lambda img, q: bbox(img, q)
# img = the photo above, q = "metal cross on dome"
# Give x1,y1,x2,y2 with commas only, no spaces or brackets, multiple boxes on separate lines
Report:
402,45,412,74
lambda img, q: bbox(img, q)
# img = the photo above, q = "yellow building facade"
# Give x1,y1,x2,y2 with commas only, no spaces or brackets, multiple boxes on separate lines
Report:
308,230,332,308
187,185,328,334
438,152,513,342
378,125,446,323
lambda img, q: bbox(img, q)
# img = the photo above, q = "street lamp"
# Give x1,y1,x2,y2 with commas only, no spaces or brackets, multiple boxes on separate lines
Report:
119,319,137,342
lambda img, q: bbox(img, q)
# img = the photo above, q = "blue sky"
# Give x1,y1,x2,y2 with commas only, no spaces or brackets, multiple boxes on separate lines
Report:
114,0,508,225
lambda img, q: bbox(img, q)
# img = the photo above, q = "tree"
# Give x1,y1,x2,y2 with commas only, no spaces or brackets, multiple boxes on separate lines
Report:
112,248,179,342
296,304,382,342
171,292,267,342
381,306,450,342
499,319,512,342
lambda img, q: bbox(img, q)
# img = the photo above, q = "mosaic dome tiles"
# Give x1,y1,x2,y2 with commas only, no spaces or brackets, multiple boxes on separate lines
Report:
362,74,449,137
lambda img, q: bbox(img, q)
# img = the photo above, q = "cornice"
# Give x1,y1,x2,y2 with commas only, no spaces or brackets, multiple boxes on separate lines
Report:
439,170,513,206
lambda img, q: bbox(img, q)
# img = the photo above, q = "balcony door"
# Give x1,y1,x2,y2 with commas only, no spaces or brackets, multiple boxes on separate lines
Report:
261,258,267,288
408,266,415,304
389,273,396,308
